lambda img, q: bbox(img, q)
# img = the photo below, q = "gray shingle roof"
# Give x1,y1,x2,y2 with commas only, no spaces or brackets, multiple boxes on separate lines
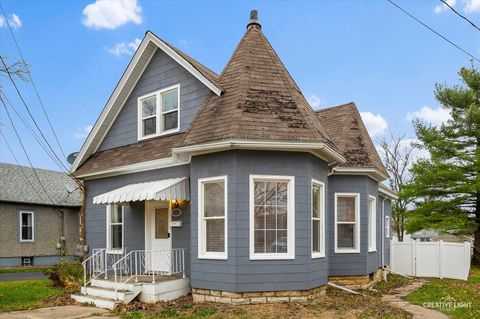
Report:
0,162,82,207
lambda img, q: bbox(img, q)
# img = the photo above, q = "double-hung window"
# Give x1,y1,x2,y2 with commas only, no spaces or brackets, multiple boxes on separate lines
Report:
106,204,124,253
312,180,325,258
368,195,377,252
250,175,295,260
335,193,360,253
138,84,179,140
385,216,391,238
198,176,228,259
19,211,34,242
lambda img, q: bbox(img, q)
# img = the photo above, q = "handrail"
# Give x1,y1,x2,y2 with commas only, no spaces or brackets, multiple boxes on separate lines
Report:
112,248,185,299
82,248,106,288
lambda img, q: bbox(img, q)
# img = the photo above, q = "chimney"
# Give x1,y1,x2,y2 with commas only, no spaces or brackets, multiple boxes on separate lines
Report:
247,10,261,29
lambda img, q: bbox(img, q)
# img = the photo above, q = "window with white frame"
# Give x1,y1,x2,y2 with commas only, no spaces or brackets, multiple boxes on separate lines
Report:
198,176,227,259
335,193,360,253
250,175,295,260
385,216,391,238
106,204,124,253
138,85,179,140
312,180,325,258
19,211,34,242
368,195,377,252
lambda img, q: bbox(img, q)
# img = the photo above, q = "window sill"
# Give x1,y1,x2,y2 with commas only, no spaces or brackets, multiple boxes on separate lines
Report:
106,250,123,255
311,253,325,259
368,248,377,253
198,252,228,260
138,128,180,142
335,248,360,254
250,254,295,260
19,240,34,243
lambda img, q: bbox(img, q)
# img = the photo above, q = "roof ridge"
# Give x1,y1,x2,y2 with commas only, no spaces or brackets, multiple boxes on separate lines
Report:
315,102,356,113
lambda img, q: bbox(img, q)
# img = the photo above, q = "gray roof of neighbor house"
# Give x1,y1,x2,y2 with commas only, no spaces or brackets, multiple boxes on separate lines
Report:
0,162,82,207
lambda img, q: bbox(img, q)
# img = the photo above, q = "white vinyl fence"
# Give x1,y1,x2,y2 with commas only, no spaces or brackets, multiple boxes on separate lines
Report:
390,240,471,280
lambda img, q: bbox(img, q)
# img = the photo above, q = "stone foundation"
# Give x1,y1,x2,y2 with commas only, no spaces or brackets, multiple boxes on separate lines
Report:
328,268,384,289
192,285,326,304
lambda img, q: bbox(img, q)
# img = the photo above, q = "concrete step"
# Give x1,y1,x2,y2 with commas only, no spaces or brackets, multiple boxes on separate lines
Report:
81,286,133,300
71,294,118,310
91,278,140,291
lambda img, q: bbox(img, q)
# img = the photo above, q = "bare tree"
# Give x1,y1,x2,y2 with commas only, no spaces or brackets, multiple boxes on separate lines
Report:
377,132,417,241
0,55,29,83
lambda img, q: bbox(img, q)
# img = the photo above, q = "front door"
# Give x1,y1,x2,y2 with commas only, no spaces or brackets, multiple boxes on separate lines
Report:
145,201,171,273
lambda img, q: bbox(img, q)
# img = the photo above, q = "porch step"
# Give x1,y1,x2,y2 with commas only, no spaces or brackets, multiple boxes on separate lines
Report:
81,286,134,300
71,294,119,310
91,278,140,291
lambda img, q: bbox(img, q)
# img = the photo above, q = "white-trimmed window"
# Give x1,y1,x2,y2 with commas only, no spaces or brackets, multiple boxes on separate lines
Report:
198,176,228,259
385,216,391,238
334,193,360,253
19,211,34,242
312,179,325,258
368,195,377,252
138,84,180,140
106,204,124,253
250,175,295,260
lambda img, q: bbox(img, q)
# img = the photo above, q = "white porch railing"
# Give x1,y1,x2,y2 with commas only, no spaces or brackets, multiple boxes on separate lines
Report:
113,248,185,290
82,248,127,287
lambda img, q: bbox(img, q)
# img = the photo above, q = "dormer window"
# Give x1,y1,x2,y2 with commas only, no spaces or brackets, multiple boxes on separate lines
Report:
138,84,179,140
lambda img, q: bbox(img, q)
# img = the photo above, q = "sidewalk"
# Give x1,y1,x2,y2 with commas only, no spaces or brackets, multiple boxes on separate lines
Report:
382,280,449,319
0,305,116,319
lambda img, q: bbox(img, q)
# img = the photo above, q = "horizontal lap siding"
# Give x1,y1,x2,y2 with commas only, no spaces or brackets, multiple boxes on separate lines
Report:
190,150,329,292
98,49,210,151
327,175,368,276
84,165,190,255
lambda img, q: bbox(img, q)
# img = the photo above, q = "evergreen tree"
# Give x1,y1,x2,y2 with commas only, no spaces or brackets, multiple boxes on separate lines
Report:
405,66,479,261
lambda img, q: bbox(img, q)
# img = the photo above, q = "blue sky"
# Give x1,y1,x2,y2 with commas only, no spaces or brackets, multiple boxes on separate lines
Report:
0,0,477,170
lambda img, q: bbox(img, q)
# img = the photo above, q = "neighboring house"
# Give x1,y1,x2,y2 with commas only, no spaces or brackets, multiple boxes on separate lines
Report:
395,229,473,244
0,163,81,267
71,11,396,308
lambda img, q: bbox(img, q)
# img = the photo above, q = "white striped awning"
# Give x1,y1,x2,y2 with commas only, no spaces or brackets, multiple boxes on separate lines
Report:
93,177,190,204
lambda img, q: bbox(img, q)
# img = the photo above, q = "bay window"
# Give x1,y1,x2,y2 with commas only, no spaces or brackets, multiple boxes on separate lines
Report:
138,84,179,140
198,176,228,259
335,193,360,253
250,175,295,260
368,195,377,252
312,180,325,258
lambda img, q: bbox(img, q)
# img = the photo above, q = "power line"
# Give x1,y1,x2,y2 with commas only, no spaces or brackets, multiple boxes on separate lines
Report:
386,0,480,63
0,55,70,173
0,128,44,200
439,0,480,32
0,96,56,205
0,3,67,160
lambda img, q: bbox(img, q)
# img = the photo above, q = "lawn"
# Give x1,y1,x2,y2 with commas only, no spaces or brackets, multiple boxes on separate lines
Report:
0,267,47,273
0,279,63,312
118,277,413,319
406,265,480,319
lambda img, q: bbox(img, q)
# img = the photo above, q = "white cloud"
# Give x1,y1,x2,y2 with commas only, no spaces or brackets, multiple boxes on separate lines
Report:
307,95,324,109
464,0,480,13
178,39,189,48
360,112,389,137
82,0,142,30
434,0,456,14
107,38,141,56
406,106,452,127
0,13,22,29
75,125,93,139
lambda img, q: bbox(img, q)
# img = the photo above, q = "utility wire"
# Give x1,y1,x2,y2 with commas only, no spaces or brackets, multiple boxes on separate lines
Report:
0,55,70,173
0,96,56,204
386,0,480,63
0,128,44,200
0,3,67,160
439,0,480,32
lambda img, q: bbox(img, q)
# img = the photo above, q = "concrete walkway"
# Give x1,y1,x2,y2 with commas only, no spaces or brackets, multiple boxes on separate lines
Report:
0,306,117,319
0,273,45,282
382,280,449,319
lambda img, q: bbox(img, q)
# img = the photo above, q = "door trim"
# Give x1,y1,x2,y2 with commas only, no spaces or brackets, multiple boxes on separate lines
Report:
144,200,172,251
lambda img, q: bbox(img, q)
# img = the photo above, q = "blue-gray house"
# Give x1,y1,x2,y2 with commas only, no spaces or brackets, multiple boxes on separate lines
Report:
71,11,396,308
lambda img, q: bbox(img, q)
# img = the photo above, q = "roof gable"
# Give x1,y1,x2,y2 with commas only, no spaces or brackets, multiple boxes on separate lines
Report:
181,23,338,151
71,31,222,172
315,102,388,176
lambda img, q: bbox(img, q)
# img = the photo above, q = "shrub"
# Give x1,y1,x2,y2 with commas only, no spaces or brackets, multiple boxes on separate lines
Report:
44,261,83,291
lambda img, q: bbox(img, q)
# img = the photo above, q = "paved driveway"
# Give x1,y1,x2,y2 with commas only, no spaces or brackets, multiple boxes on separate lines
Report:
0,306,115,319
0,273,45,282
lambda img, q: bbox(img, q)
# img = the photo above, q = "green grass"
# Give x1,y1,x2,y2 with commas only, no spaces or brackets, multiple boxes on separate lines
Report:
406,265,480,319
0,267,47,274
0,279,62,312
